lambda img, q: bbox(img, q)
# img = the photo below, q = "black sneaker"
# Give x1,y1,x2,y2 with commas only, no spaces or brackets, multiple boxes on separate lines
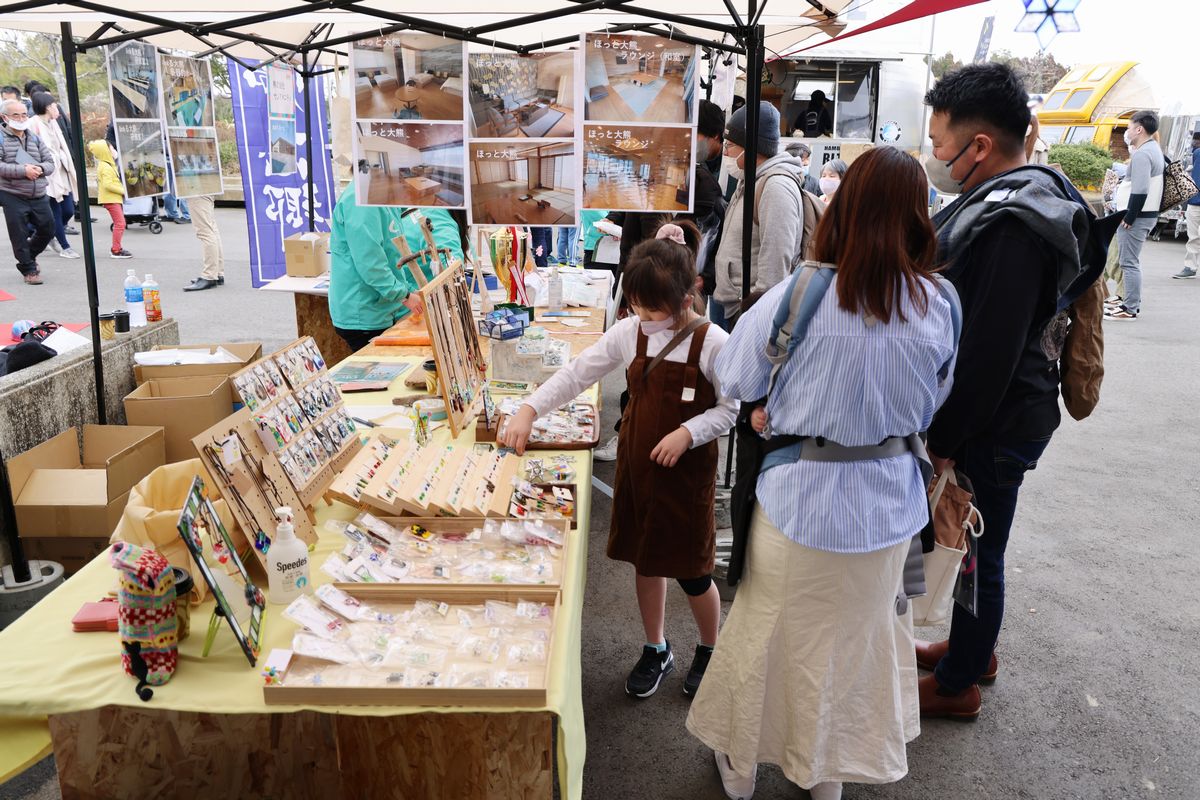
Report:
683,644,714,697
625,641,674,698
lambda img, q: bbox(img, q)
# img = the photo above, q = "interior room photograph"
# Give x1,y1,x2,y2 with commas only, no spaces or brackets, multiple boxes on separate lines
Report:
583,33,696,124
353,34,466,122
582,124,692,212
467,51,575,139
470,141,575,225
355,122,466,208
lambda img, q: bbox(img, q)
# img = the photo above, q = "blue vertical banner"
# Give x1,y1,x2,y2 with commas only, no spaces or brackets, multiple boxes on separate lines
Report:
228,59,336,287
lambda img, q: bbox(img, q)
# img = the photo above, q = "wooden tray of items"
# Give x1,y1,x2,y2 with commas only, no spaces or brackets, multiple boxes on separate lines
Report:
264,584,560,708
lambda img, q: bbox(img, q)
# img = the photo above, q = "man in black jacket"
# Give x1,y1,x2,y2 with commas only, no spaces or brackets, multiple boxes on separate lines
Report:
918,63,1087,719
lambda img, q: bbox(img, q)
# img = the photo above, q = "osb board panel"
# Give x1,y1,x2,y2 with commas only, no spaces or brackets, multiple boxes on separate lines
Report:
48,707,553,800
295,292,353,366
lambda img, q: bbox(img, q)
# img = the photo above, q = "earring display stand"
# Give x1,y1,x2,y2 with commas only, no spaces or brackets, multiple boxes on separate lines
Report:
194,336,363,570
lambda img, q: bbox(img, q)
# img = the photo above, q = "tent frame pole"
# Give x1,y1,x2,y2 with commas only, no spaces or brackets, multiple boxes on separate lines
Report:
60,21,107,426
302,53,316,233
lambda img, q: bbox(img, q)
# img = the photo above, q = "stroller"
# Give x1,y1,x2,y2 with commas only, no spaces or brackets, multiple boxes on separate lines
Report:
117,195,165,235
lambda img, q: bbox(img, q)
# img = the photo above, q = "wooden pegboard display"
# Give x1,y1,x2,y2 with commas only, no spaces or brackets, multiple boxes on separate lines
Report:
356,441,521,520
193,336,363,568
410,260,488,438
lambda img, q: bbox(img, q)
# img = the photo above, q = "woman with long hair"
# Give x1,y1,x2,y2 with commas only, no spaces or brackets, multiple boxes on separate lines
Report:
687,146,959,800
29,91,80,259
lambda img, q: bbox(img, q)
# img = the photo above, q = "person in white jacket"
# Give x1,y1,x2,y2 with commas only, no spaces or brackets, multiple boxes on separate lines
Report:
30,91,80,259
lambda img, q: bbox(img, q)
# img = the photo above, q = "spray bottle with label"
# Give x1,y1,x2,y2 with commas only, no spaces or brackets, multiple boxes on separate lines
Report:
267,506,310,604
547,264,564,312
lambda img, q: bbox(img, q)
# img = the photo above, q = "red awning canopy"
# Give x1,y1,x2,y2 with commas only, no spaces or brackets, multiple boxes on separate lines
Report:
777,0,989,59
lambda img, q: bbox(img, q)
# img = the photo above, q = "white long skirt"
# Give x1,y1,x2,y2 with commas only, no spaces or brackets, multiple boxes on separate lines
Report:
686,505,920,789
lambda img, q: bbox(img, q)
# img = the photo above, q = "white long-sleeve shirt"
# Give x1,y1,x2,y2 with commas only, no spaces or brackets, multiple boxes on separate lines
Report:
525,316,738,448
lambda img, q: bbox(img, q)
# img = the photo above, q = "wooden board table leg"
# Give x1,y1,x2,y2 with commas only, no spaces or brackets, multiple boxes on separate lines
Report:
294,292,353,363
48,707,554,800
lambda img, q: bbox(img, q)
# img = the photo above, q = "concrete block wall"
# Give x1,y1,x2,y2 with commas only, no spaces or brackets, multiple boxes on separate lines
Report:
0,320,180,567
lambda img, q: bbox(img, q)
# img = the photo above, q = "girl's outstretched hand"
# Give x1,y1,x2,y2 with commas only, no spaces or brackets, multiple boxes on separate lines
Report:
650,426,693,468
499,404,538,455
750,406,768,434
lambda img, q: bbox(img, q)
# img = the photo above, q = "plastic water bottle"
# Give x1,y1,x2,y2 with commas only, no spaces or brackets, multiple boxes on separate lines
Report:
124,270,146,328
142,274,162,323
547,265,564,312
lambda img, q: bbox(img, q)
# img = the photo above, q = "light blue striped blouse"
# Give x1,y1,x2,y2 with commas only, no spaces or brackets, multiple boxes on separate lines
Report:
715,275,958,554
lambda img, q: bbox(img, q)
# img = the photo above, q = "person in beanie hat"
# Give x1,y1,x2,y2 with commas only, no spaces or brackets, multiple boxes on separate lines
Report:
710,101,808,326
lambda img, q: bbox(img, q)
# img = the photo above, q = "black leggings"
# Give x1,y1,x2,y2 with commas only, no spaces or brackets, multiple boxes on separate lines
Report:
333,325,388,353
676,575,713,596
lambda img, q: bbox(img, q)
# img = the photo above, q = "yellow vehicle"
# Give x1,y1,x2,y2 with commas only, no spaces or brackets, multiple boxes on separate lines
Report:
1036,61,1155,157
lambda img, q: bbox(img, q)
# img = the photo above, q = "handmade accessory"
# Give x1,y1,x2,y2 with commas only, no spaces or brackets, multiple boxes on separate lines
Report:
109,542,178,699
654,224,687,245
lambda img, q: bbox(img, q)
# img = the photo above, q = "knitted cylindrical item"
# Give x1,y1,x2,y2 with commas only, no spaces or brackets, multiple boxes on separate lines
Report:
110,542,178,687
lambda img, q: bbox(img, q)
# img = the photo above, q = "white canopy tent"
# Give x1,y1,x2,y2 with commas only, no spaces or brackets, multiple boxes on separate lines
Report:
0,0,853,422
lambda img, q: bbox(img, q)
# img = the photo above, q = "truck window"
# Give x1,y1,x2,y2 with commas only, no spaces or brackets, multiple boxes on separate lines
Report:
1086,66,1111,81
1067,126,1097,144
834,63,876,140
1064,89,1094,111
1040,125,1066,145
783,61,879,140
1044,90,1069,111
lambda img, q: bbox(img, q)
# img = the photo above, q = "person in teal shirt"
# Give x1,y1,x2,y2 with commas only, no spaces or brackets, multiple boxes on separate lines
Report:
328,182,464,351
580,209,608,269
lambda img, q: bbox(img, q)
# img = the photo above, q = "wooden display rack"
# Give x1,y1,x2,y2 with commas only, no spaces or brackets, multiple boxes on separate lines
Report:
405,257,487,438
334,515,571,593
357,441,522,519
324,432,400,508
194,336,363,569
263,584,560,708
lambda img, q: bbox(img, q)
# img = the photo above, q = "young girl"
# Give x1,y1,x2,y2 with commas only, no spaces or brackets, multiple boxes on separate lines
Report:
87,139,132,259
501,221,737,699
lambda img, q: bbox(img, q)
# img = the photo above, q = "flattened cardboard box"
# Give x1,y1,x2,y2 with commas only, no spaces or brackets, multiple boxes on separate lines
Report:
134,342,262,384
124,375,234,463
283,232,330,278
8,425,166,539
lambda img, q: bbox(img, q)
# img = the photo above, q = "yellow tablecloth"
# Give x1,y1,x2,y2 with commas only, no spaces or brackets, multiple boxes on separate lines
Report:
0,354,592,799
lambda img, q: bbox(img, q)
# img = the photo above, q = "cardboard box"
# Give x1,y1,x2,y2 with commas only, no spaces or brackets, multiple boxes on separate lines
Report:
8,425,166,544
23,535,112,575
283,232,331,277
124,376,234,463
134,342,262,384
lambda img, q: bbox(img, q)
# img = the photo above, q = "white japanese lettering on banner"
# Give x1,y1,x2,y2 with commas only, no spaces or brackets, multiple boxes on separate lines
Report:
262,184,308,229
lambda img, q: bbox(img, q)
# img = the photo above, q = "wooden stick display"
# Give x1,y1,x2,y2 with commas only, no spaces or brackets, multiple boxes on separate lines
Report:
410,261,488,437
194,336,363,569
324,433,400,509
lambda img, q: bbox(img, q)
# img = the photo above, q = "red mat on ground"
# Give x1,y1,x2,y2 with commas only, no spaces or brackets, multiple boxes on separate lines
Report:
0,291,15,302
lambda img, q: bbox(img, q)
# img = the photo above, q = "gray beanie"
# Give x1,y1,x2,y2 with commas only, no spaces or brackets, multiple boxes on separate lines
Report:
725,101,780,158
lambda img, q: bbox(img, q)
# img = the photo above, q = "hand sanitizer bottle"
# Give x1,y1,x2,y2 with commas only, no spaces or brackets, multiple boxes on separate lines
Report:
267,506,310,604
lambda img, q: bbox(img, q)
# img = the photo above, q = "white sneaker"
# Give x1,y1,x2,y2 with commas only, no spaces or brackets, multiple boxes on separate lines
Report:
59,247,81,259
714,751,756,800
593,435,618,462
48,240,61,253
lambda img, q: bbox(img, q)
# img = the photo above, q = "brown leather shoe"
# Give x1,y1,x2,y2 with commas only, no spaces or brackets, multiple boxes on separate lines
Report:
918,674,981,720
915,639,998,683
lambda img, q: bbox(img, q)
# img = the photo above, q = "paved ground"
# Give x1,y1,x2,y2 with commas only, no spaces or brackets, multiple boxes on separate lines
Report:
2,232,1198,799
0,207,298,358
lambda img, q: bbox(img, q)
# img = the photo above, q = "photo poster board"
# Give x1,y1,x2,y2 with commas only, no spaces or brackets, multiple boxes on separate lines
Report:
159,53,223,199
268,64,295,119
578,32,700,214
267,64,297,176
105,41,168,199
349,33,468,210
466,50,580,228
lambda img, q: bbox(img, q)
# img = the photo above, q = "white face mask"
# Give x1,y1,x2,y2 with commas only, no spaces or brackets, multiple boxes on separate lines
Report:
819,176,840,196
925,138,978,194
799,162,809,177
639,317,674,335
727,163,744,181
5,117,29,131
1123,128,1137,147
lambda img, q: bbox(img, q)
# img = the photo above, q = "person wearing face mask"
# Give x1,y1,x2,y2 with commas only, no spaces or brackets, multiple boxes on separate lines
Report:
784,141,822,196
1174,131,1200,280
918,63,1092,720
687,100,728,307
502,221,737,701
29,91,79,259
1104,110,1164,320
327,181,463,351
711,101,808,328
0,98,56,285
818,158,847,203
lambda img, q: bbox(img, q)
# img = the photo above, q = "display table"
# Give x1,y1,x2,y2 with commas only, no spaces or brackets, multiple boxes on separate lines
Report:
0,307,607,799
259,275,353,367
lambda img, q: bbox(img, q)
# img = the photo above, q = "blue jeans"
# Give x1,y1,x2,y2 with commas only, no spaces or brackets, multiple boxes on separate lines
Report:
530,227,552,268
48,194,75,249
708,296,733,333
164,193,190,221
555,227,578,265
934,435,1052,692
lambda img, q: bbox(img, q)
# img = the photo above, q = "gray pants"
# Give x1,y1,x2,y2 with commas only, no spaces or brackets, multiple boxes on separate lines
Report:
1116,216,1156,313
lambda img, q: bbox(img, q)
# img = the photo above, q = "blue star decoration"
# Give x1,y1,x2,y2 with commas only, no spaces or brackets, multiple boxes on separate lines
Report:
1015,0,1081,50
